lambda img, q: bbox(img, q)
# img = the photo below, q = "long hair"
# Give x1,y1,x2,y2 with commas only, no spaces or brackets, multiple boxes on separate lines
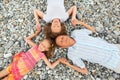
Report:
44,23,67,39
43,38,56,58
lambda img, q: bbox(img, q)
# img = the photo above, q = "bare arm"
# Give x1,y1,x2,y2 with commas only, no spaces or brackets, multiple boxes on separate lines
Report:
67,6,77,26
60,58,88,74
42,56,61,69
77,20,96,32
34,9,44,24
24,26,41,47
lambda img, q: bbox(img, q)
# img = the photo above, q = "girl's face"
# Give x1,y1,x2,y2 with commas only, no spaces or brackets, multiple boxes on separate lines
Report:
38,39,50,52
51,19,61,33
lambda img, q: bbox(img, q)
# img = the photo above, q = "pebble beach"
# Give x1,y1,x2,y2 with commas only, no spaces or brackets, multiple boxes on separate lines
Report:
0,0,120,80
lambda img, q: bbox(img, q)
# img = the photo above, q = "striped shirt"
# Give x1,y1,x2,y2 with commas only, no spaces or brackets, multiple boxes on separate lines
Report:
68,29,120,70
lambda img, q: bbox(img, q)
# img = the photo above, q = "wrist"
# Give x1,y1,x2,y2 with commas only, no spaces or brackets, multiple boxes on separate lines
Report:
35,31,40,34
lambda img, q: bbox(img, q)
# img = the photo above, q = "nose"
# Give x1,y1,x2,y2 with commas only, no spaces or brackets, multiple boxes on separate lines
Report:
61,36,66,42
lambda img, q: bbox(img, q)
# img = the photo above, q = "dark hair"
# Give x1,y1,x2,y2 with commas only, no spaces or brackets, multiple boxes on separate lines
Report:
44,23,67,39
43,38,56,58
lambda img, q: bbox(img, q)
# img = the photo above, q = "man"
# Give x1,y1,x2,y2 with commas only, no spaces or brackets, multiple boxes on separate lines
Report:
56,20,120,74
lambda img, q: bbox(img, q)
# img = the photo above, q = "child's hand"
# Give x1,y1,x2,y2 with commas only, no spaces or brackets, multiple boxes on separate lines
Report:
35,23,41,32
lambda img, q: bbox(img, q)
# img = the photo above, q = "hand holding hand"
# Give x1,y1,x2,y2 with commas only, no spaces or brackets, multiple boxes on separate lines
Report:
71,18,78,26
35,23,41,32
59,57,70,65
35,23,41,34
77,20,84,25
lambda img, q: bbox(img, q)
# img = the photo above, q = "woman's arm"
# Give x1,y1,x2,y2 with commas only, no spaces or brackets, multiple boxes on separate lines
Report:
67,6,77,26
24,26,41,47
42,56,61,69
60,58,88,74
77,20,96,33
34,9,44,30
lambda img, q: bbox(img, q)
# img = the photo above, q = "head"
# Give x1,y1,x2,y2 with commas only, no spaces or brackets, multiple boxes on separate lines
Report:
38,38,56,58
51,18,61,33
44,23,67,39
55,35,75,48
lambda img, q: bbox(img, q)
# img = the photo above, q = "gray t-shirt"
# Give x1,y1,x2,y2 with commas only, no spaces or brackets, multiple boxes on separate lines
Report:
43,0,69,23
68,29,120,70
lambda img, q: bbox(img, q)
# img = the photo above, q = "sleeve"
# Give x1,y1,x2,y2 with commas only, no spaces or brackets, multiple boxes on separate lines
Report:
72,29,92,36
68,53,85,68
83,29,92,35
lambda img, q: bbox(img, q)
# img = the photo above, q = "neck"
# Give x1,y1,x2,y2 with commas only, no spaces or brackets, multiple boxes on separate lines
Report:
70,38,76,47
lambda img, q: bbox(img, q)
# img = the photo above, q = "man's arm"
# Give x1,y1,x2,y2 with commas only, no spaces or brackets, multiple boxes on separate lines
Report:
67,6,77,26
77,20,96,32
60,58,88,74
34,9,45,31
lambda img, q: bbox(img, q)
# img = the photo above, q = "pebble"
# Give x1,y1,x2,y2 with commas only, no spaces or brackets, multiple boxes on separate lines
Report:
0,0,120,80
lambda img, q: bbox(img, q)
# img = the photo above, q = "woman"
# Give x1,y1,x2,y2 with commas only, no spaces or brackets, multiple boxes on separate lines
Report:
34,0,77,38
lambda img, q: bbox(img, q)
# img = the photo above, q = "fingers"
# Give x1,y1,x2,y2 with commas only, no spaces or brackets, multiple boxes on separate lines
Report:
35,23,41,32
71,18,78,26
60,57,68,61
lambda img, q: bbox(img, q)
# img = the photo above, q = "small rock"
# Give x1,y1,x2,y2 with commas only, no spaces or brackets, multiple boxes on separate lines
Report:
108,76,115,80
4,53,12,58
5,41,14,49
76,12,82,20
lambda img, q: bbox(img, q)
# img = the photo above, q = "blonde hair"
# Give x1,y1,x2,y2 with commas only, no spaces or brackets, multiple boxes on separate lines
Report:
43,38,56,58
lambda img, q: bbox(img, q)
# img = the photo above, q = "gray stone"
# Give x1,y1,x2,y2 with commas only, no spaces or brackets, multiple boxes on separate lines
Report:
4,53,12,58
0,47,5,53
5,41,14,49
0,0,120,79
108,76,115,80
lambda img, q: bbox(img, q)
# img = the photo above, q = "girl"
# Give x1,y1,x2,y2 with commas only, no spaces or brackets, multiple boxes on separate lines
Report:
0,26,62,80
34,0,77,38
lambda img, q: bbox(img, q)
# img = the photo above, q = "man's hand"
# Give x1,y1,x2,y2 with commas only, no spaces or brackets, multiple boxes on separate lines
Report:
59,57,70,65
71,18,78,26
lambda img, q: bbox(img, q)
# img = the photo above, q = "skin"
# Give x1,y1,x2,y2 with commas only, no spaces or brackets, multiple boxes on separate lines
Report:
55,23,96,74
56,35,76,48
34,6,77,33
0,26,61,80
51,18,61,33
55,35,89,74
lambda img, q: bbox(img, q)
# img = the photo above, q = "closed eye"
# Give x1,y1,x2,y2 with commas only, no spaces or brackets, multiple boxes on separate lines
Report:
60,37,63,44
